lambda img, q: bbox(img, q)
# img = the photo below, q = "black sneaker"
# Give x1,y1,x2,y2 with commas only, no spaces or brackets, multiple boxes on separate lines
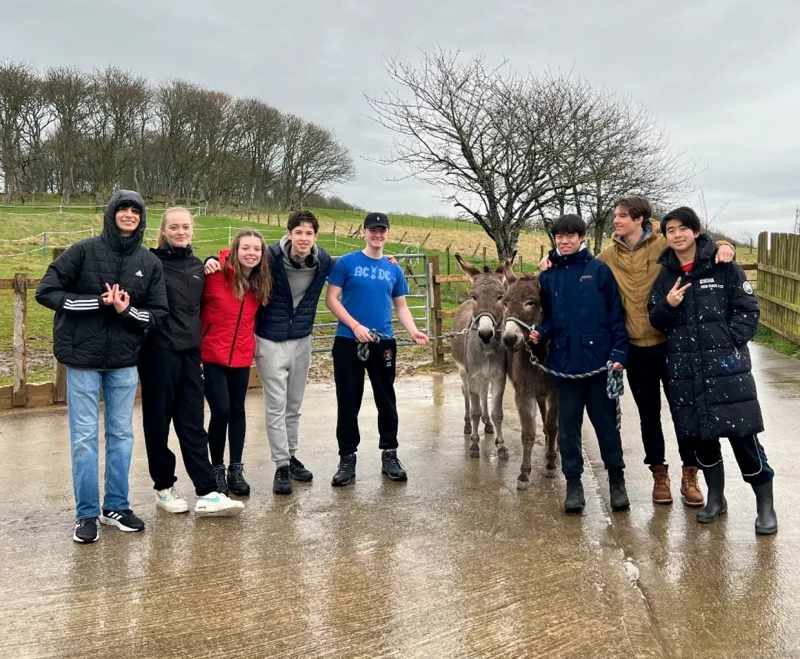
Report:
273,465,292,495
609,470,630,511
564,477,585,514
99,509,145,532
289,456,314,482
213,464,229,495
227,463,251,496
73,517,99,544
381,449,408,482
332,454,357,487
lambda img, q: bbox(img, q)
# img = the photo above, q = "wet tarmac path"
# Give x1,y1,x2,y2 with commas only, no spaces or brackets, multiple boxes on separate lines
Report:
1,344,798,658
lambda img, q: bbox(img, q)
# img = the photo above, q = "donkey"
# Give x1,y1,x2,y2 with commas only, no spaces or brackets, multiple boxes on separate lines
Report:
501,266,560,489
451,253,515,460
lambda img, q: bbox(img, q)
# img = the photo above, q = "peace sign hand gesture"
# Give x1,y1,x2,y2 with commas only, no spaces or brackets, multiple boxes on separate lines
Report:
667,277,692,308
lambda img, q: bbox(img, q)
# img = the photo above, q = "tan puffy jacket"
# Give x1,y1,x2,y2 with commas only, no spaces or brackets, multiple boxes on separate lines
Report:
598,230,732,347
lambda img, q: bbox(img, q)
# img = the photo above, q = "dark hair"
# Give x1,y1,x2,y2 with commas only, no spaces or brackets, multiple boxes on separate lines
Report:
661,206,702,235
287,210,319,233
551,214,586,237
614,195,652,229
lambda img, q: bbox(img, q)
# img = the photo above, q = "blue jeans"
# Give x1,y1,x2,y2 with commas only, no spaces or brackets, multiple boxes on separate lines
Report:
66,367,139,520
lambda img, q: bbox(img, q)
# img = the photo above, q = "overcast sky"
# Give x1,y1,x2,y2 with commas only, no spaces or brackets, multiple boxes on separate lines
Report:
3,0,798,234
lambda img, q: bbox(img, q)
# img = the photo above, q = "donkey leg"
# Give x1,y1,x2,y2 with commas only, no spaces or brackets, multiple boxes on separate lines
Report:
491,374,508,460
469,389,482,458
459,371,472,435
539,391,560,478
516,389,536,490
480,384,494,435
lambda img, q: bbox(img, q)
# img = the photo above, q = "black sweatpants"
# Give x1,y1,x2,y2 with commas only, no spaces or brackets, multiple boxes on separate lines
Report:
333,336,398,456
626,342,697,468
203,362,251,466
139,346,217,496
557,376,625,479
694,434,774,486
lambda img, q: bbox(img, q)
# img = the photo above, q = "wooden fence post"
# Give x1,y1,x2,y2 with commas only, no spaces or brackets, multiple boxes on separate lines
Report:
540,244,544,261
472,244,481,258
13,273,28,407
519,254,524,273
429,256,444,367
482,246,487,267
52,248,67,403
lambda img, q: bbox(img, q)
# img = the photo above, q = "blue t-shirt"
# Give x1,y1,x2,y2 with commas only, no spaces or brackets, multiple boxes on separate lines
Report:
328,251,409,339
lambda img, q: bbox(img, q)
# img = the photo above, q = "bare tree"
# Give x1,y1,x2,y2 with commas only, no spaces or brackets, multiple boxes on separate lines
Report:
235,98,283,209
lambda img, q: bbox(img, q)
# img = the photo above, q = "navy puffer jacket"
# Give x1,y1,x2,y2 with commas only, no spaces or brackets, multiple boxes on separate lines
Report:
538,247,628,377
648,234,762,441
255,242,333,341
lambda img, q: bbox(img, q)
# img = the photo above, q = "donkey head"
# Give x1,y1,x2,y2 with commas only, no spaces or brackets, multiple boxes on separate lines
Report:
502,273,544,352
455,251,516,344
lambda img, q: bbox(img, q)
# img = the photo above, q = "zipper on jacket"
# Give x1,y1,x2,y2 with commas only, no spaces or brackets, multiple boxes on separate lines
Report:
228,299,246,366
104,257,125,365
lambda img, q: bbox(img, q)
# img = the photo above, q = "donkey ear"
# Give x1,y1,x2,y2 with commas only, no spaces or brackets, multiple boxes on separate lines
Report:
455,253,481,282
502,250,518,284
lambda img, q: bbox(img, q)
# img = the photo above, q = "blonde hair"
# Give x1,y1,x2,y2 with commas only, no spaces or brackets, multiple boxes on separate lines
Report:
157,206,194,247
227,229,272,305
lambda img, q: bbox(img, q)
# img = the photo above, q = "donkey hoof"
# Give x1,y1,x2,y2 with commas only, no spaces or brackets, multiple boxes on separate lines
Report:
517,477,530,491
497,446,509,461
484,426,495,436
463,427,472,436
470,446,480,458
544,466,558,479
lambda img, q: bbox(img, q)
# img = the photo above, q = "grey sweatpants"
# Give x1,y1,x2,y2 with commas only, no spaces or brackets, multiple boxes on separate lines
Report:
255,335,313,468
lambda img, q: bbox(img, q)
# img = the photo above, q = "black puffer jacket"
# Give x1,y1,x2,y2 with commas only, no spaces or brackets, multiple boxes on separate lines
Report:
35,190,169,369
146,243,205,351
648,234,762,441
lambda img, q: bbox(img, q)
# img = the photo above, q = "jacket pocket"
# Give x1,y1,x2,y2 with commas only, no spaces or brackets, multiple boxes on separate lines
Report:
581,333,611,364
553,336,567,350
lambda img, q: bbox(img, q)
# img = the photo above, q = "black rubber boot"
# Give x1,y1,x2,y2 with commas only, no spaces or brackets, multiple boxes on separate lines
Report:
213,464,229,495
381,450,408,482
331,454,357,487
564,477,585,514
609,469,630,511
697,462,727,524
227,463,251,496
753,480,778,535
273,466,292,495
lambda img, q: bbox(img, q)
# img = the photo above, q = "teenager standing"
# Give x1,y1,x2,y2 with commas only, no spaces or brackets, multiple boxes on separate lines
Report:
201,229,272,495
139,208,244,517
325,212,429,486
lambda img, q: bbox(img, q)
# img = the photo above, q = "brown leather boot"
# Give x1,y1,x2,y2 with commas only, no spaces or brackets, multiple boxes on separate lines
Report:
650,465,673,504
681,466,705,507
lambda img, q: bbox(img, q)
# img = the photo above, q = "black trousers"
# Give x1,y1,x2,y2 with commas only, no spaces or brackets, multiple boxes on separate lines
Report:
203,362,250,465
139,346,217,496
557,377,625,479
626,342,697,468
333,336,398,456
694,434,774,486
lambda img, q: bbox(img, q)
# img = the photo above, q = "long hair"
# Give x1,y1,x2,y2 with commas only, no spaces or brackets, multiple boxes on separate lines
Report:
227,229,272,305
157,206,194,247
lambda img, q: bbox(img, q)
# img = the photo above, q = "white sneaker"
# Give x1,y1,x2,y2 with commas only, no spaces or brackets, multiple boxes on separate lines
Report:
194,492,245,517
156,487,189,514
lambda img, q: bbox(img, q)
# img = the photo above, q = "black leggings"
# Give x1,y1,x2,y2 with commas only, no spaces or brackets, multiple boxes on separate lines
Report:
204,362,251,465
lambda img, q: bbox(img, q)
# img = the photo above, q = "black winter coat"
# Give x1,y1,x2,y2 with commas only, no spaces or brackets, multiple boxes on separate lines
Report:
255,241,334,341
35,190,169,370
648,234,762,441
146,244,205,352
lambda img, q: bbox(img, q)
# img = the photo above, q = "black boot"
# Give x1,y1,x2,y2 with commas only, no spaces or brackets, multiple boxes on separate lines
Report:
227,463,251,496
381,449,408,482
213,464,229,495
697,462,727,523
273,465,292,495
564,477,585,514
289,456,314,482
609,469,630,511
331,454,357,487
753,480,778,535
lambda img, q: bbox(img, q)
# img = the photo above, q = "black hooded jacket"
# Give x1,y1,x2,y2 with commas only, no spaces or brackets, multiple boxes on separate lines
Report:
146,242,205,352
648,234,762,441
35,190,169,369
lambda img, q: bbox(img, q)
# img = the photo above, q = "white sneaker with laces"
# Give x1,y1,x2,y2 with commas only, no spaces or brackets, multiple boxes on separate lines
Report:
194,492,245,517
156,487,189,514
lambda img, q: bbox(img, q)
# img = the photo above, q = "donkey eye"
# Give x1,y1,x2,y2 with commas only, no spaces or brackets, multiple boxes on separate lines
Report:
497,294,504,301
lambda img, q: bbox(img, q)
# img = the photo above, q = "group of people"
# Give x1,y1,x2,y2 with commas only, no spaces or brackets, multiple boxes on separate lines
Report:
533,196,776,535
35,189,775,544
36,191,427,543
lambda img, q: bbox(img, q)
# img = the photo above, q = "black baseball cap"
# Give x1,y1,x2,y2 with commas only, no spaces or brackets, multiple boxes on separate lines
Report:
364,212,390,229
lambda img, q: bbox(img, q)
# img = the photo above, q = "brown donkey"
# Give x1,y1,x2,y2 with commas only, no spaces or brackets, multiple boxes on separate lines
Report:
451,253,515,460
502,266,559,489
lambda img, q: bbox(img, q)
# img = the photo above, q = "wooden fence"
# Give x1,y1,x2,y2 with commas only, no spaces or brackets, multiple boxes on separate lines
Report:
756,232,800,345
